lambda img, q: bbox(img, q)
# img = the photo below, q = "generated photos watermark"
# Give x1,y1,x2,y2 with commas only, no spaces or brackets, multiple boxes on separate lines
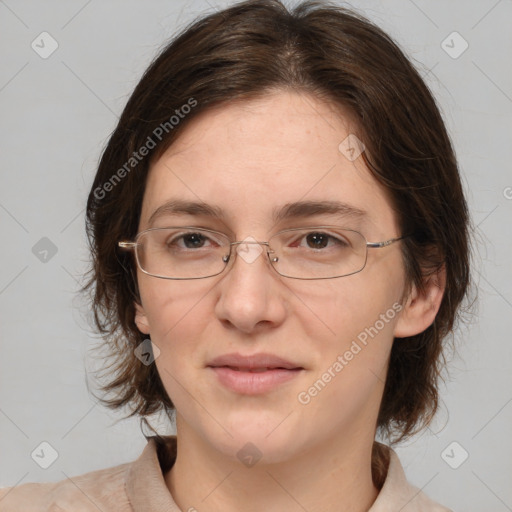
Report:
93,97,198,200
297,302,403,405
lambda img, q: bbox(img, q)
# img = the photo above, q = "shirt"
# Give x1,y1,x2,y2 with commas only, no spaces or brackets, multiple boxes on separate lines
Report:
0,436,452,511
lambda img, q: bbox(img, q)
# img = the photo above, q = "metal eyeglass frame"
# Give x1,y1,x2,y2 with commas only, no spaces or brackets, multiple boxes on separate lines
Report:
118,225,410,280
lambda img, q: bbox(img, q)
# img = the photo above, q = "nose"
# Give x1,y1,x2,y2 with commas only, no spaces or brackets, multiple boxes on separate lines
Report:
214,239,287,334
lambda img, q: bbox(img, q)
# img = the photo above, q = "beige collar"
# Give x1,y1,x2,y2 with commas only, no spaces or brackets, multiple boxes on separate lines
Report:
125,436,448,511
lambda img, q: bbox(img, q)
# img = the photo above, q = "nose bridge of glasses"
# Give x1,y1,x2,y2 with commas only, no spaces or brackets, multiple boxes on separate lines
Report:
230,240,271,248
228,239,276,267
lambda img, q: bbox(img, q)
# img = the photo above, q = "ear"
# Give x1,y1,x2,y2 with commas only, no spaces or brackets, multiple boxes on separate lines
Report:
134,302,151,335
393,264,446,338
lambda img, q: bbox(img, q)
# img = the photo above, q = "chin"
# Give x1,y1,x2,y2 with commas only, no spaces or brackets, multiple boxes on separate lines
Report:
199,411,306,466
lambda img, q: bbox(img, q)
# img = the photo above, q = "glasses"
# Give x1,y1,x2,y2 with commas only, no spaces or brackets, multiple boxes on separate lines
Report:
118,225,408,280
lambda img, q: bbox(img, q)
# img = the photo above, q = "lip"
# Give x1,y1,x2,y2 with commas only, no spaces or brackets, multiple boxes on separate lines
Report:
207,352,304,395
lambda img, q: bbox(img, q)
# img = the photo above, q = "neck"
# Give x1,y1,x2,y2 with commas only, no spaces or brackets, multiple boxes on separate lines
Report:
164,424,380,512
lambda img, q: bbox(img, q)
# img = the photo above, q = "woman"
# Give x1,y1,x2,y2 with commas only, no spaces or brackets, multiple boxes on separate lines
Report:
0,0,471,510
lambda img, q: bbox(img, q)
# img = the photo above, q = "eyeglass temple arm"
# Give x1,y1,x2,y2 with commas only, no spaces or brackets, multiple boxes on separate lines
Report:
118,241,137,249
366,234,409,249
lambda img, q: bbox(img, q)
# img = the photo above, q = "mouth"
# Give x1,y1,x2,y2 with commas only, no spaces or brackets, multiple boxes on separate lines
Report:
218,366,299,372
207,353,304,394
207,352,303,370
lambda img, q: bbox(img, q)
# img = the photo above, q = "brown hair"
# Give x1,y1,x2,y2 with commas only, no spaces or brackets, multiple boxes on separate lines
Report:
83,0,472,466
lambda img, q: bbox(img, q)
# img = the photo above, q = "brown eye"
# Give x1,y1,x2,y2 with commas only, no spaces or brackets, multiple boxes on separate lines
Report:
305,232,329,249
294,231,349,250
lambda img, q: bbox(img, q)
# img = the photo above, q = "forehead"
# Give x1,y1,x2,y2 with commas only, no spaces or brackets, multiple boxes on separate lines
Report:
140,91,397,235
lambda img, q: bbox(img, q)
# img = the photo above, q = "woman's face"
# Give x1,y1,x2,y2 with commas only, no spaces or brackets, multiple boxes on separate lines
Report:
134,91,411,463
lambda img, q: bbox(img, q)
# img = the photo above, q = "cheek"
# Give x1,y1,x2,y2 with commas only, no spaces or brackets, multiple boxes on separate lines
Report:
141,283,214,412
296,273,402,404
297,274,398,349
142,286,224,433
138,279,213,366
295,284,399,434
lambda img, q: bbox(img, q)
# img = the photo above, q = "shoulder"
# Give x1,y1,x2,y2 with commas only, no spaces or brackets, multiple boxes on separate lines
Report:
371,444,453,512
0,462,132,512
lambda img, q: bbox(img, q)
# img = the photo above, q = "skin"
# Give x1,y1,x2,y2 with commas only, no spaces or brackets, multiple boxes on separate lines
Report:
134,90,445,512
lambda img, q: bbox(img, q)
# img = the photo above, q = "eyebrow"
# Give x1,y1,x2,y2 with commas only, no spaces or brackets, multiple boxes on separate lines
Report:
147,199,368,227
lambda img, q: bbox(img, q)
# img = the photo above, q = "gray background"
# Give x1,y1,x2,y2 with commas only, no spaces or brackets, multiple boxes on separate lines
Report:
0,0,511,510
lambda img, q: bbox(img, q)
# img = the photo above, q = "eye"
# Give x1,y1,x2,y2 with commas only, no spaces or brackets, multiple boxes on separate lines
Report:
294,231,350,250
166,231,218,250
